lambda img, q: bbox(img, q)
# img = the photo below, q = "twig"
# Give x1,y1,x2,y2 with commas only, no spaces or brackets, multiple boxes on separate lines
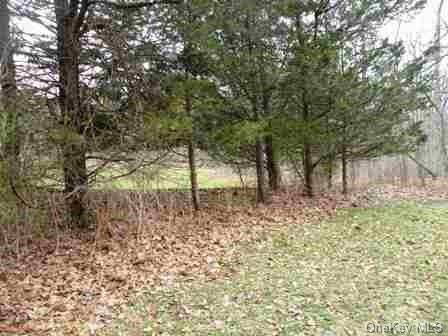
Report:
407,154,438,179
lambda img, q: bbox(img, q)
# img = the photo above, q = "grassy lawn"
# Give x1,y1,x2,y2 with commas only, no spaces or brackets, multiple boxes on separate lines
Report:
99,202,448,335
95,167,243,190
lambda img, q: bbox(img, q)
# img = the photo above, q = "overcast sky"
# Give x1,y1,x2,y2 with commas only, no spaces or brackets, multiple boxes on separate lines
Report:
382,0,446,47
16,1,446,65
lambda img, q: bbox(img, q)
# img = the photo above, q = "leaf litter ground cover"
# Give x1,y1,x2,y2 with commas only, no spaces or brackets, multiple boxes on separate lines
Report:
0,189,360,335
99,201,448,336
1,181,448,335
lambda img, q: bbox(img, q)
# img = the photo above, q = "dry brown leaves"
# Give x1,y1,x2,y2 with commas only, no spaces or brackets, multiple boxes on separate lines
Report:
362,178,448,203
0,187,406,335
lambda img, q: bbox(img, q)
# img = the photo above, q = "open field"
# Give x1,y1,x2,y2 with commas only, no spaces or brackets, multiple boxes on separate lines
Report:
95,166,245,190
99,202,448,336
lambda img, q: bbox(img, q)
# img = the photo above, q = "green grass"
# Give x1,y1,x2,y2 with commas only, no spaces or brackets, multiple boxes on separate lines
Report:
98,202,448,335
95,167,243,190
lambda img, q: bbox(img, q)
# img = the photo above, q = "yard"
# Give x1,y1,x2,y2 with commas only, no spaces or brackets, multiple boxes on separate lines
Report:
98,201,448,335
2,186,448,335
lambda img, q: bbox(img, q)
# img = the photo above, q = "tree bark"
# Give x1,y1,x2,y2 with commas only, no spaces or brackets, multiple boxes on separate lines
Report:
0,0,24,223
187,140,200,211
186,91,200,211
255,138,265,203
303,141,314,197
327,158,333,190
350,160,357,189
265,135,281,191
0,0,19,172
341,144,348,195
302,92,313,198
54,0,89,229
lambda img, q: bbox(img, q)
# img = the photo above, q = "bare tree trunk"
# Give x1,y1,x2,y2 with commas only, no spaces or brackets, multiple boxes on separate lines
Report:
186,92,199,211
302,90,314,197
327,160,333,190
265,135,281,191
255,138,265,203
0,0,24,224
350,160,357,189
435,0,448,175
324,112,334,190
303,141,314,197
54,0,90,229
400,155,409,186
341,144,348,195
187,140,199,211
414,110,427,183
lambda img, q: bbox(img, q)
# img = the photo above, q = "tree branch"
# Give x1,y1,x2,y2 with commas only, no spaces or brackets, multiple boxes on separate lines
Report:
74,0,89,35
407,153,438,179
88,0,179,10
68,0,80,16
